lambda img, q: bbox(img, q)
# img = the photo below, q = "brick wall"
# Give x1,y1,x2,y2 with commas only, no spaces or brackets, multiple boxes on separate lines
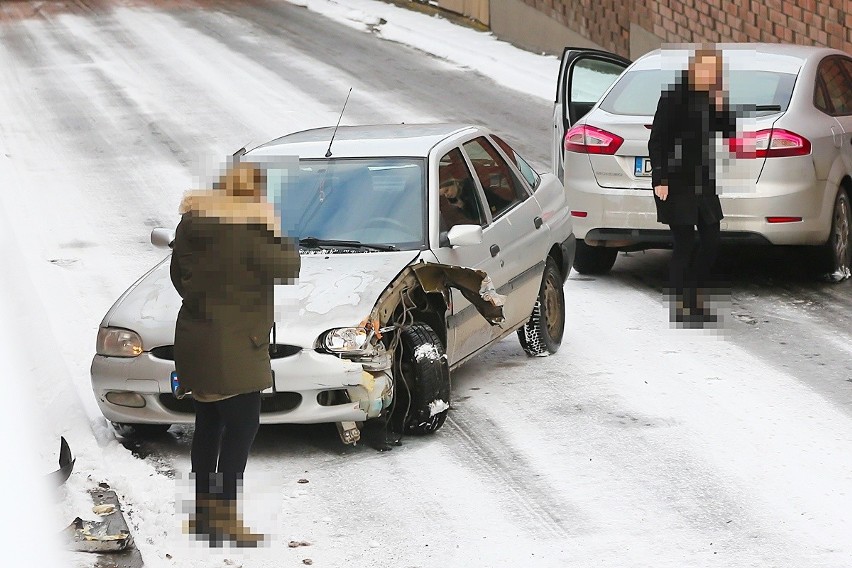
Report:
518,0,852,57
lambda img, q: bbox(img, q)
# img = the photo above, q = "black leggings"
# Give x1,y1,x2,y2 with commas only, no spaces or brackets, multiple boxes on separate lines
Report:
192,392,261,501
669,219,721,306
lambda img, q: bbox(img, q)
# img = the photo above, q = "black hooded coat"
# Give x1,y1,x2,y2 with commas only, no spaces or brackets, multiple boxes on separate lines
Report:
648,74,737,226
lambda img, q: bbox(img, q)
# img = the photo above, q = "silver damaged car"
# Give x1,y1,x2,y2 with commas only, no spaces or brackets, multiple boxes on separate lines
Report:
91,124,576,443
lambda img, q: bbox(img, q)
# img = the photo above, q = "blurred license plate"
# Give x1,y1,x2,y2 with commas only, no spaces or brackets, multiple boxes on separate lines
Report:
634,157,652,177
170,371,181,395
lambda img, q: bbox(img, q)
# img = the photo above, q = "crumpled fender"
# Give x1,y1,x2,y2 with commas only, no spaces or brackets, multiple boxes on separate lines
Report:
368,261,506,328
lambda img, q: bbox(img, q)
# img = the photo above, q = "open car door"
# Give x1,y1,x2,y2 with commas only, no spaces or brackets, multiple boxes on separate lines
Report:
553,48,631,181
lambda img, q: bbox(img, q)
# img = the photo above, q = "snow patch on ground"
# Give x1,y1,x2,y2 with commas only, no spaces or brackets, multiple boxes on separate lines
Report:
285,0,561,102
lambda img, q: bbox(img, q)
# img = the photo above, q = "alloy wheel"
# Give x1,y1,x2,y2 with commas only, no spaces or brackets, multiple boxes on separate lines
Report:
543,271,564,340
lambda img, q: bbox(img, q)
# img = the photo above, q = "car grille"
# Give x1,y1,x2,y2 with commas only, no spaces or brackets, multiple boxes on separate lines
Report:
150,344,302,360
158,392,302,414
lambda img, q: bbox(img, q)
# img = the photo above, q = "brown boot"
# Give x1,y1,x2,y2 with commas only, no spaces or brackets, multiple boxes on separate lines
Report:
183,497,224,547
207,498,265,548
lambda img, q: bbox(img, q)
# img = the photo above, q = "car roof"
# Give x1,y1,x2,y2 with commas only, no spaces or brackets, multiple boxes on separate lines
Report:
248,123,477,159
632,43,845,71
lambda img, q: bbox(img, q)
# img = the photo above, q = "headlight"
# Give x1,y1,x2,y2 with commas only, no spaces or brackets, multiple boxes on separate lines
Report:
323,327,372,355
320,328,390,370
96,327,143,357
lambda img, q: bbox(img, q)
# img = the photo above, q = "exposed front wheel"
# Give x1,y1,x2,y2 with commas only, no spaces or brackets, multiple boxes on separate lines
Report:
390,323,451,436
111,422,171,438
573,241,617,275
821,189,851,281
518,257,565,356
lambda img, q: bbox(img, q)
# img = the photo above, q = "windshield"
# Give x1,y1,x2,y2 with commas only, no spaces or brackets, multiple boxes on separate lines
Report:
599,69,797,117
265,157,426,251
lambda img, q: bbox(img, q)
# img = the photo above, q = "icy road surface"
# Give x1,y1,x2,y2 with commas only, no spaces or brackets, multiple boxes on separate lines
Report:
1,1,851,567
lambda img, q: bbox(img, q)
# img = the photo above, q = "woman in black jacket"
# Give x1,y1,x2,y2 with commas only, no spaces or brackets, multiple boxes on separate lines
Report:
648,48,737,325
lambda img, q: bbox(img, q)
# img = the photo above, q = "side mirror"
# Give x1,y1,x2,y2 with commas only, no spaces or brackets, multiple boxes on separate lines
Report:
151,228,175,249
446,224,483,247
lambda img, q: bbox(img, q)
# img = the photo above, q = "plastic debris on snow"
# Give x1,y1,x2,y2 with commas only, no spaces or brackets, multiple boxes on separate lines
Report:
62,517,133,553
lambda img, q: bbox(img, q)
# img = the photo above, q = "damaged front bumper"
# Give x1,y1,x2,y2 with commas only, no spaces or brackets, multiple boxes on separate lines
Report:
90,260,503,434
90,348,393,426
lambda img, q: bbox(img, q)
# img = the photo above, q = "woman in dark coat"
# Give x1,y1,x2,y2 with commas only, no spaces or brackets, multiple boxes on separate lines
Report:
648,48,737,325
170,162,300,546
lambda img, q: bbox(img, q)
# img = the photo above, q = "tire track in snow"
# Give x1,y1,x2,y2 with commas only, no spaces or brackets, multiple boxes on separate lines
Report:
170,3,440,126
601,252,852,418
444,408,578,540
207,0,554,170
448,355,822,564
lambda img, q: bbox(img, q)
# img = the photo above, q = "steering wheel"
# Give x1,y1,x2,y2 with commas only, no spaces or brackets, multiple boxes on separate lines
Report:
364,217,411,233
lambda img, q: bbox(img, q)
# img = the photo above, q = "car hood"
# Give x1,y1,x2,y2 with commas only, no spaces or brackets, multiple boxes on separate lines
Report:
103,250,422,350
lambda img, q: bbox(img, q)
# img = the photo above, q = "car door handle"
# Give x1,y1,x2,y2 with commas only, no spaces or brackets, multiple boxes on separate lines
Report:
490,244,500,257
534,216,543,229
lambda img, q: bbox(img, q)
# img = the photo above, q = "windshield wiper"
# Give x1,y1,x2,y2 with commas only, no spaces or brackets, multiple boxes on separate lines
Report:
299,236,397,252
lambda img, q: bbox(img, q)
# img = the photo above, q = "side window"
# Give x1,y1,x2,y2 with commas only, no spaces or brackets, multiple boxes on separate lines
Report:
491,135,541,189
816,57,852,115
462,137,528,219
438,148,486,232
814,77,831,114
841,59,852,111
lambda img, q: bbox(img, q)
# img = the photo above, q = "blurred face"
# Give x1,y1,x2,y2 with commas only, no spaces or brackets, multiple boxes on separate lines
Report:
691,54,721,91
440,178,462,204
223,164,266,200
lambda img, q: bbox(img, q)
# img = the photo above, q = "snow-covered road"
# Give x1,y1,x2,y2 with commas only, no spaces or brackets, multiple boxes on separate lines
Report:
1,1,851,566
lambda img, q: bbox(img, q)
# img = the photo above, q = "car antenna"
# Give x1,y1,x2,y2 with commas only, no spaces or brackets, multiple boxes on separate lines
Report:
325,88,352,158
232,142,250,160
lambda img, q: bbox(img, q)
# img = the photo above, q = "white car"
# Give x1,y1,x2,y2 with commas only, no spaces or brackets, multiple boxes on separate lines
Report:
90,124,576,442
553,44,852,279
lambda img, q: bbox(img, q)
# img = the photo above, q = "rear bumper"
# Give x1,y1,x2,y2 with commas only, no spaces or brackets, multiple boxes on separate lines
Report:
90,349,392,426
565,149,834,246
567,187,833,247
585,228,771,248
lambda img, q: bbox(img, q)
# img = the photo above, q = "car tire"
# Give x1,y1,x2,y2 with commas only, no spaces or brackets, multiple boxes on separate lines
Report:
111,422,171,438
820,189,851,281
517,257,565,357
390,323,450,436
573,241,617,275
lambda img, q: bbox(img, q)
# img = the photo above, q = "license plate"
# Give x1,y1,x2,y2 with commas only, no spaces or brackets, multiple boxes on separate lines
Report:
634,157,652,177
170,371,184,397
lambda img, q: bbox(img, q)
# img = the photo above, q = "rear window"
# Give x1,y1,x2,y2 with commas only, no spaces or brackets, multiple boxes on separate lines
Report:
599,69,797,117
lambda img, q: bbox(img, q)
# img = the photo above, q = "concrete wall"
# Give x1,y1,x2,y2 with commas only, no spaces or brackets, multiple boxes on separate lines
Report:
488,0,604,55
488,0,852,61
436,0,490,26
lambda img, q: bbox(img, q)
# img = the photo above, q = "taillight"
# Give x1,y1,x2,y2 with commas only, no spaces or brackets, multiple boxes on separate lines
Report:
728,129,811,158
564,125,624,155
766,216,802,223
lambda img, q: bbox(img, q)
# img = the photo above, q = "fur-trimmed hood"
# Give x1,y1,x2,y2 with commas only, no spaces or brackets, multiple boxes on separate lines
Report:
179,190,280,236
